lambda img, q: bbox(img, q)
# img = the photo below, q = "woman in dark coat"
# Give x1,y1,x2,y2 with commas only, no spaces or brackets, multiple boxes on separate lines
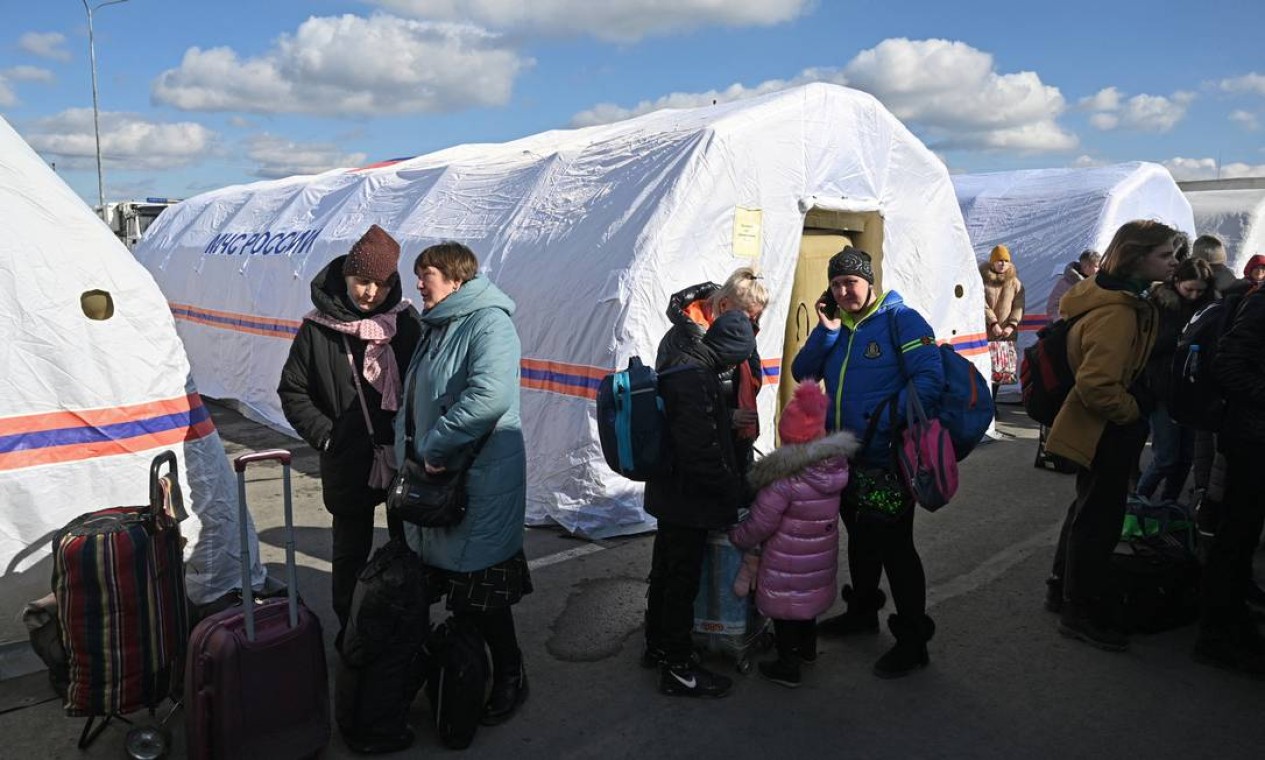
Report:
1136,257,1216,503
277,224,421,641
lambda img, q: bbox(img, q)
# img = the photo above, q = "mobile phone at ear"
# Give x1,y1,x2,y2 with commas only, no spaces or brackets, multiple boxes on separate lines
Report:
819,289,839,319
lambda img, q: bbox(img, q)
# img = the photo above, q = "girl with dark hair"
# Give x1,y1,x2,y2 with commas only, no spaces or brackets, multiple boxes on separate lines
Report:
1136,257,1216,503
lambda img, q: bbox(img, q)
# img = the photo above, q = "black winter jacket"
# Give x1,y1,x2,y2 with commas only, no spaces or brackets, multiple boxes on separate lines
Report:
1144,282,1212,406
1214,287,1265,445
278,255,421,515
644,293,758,530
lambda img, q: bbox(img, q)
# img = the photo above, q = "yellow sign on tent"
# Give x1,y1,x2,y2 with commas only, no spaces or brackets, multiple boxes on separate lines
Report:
732,207,762,258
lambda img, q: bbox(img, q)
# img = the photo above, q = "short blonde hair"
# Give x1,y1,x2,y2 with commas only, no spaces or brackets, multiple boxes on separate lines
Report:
711,267,769,313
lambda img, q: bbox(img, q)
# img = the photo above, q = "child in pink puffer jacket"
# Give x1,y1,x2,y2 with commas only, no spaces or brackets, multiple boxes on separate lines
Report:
729,381,857,688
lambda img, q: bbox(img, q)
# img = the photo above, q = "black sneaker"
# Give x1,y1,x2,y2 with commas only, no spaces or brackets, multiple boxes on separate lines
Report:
758,657,801,688
1193,625,1265,677
658,662,733,698
1059,610,1128,652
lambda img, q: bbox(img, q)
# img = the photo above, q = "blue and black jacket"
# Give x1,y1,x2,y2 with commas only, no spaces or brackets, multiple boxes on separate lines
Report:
791,290,943,466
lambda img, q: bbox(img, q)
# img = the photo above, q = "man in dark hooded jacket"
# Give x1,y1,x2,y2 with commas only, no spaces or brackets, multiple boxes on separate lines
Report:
643,309,756,699
1201,286,1265,675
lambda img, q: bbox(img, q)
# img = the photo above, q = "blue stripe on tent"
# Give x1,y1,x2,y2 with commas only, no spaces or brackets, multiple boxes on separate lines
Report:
0,404,211,454
520,367,604,392
170,306,300,336
951,338,989,351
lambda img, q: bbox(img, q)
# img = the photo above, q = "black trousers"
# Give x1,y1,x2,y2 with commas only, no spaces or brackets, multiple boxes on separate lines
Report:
773,618,817,659
1051,419,1149,606
841,493,926,617
331,508,402,631
645,522,709,665
1202,437,1265,625
454,605,523,681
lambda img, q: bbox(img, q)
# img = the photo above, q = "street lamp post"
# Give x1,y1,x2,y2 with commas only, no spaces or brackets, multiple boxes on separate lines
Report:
82,0,129,219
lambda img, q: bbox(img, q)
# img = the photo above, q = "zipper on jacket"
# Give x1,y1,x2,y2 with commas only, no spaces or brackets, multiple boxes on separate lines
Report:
832,295,889,431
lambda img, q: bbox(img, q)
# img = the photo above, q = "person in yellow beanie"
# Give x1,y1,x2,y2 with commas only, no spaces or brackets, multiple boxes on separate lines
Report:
981,244,1025,399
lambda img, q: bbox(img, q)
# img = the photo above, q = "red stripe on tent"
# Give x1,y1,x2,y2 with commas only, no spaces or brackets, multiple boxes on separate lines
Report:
0,417,216,471
0,394,203,437
520,358,610,381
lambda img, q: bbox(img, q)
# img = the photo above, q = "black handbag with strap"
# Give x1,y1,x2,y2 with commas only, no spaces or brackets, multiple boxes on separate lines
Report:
386,334,490,527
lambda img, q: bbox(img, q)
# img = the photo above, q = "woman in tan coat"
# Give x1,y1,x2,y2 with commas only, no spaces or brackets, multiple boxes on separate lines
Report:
981,245,1025,397
1045,220,1184,652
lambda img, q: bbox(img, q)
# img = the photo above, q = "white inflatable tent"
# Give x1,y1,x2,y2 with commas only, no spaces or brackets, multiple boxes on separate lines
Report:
954,162,1197,331
1183,185,1265,275
0,116,263,624
135,83,985,538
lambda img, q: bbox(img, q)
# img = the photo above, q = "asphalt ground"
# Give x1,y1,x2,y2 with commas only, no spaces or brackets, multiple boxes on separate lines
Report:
1,400,1262,759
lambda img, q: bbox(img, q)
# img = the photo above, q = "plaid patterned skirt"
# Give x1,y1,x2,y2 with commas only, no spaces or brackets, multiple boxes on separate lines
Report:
430,550,533,613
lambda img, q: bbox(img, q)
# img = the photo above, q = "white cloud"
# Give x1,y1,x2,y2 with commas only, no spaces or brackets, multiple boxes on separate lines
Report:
25,109,216,170
227,116,254,129
1079,87,1121,111
3,65,55,83
0,79,14,107
1219,73,1265,97
1230,109,1260,131
1072,154,1107,168
369,0,809,42
573,38,1077,153
152,14,529,117
1089,113,1119,130
1163,156,1265,181
1083,88,1194,133
246,134,368,179
19,32,71,62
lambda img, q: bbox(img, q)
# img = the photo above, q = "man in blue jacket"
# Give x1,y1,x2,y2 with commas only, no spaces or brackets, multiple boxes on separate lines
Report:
791,247,943,678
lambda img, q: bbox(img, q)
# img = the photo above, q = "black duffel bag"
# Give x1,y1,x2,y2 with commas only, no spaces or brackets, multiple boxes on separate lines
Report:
335,538,431,748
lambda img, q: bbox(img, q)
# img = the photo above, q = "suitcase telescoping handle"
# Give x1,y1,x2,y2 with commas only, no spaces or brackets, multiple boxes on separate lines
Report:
148,450,179,515
233,449,299,641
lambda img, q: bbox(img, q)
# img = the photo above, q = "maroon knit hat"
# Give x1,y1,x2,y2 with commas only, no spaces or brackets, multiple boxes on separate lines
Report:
343,224,400,283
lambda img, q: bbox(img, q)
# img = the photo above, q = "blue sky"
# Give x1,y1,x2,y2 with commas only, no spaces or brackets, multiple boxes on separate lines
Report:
2,0,1263,205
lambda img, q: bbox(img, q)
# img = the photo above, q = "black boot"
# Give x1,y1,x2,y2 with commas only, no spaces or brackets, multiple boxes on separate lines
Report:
481,661,529,726
1058,601,1127,652
758,654,802,689
873,614,934,678
819,586,886,637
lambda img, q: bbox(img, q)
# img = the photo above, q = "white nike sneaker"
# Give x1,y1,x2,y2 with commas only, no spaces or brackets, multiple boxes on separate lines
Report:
658,662,733,698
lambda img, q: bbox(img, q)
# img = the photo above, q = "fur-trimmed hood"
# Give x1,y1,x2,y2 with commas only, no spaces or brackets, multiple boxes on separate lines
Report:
747,431,859,492
1149,281,1184,312
979,261,1018,285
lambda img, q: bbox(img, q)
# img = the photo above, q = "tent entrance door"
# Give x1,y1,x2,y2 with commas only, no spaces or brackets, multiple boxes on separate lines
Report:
778,210,884,428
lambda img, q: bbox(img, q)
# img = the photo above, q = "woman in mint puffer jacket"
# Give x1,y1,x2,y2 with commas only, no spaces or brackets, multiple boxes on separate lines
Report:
395,242,529,727
730,382,857,688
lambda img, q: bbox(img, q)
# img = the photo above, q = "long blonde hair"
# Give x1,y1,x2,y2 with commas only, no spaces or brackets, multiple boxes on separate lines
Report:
711,267,769,313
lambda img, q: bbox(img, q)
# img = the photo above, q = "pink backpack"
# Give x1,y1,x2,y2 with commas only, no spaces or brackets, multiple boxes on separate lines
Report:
895,381,959,511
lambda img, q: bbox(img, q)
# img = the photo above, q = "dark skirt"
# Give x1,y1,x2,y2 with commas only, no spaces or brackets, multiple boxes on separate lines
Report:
428,550,533,613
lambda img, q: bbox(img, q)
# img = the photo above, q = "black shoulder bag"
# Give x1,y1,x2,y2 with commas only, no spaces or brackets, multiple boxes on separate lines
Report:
386,331,491,527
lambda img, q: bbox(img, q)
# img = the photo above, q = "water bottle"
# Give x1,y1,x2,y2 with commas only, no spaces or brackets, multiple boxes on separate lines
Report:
1188,343,1200,380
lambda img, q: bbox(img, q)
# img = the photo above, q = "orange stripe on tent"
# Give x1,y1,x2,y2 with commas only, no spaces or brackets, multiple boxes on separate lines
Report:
0,418,216,471
0,394,200,437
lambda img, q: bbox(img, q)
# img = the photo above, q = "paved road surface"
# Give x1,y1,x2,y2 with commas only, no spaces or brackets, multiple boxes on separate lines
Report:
1,401,1262,759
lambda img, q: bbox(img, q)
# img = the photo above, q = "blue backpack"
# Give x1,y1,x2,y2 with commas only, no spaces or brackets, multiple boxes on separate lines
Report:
597,357,666,481
887,310,993,461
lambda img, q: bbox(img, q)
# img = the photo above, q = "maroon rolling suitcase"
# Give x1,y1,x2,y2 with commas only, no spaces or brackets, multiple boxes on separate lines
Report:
185,449,330,760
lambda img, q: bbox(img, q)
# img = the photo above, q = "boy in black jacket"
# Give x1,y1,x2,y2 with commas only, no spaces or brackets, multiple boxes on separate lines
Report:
643,310,756,698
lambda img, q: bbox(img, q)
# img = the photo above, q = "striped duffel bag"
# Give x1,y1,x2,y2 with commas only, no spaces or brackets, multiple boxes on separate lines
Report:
52,451,189,722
